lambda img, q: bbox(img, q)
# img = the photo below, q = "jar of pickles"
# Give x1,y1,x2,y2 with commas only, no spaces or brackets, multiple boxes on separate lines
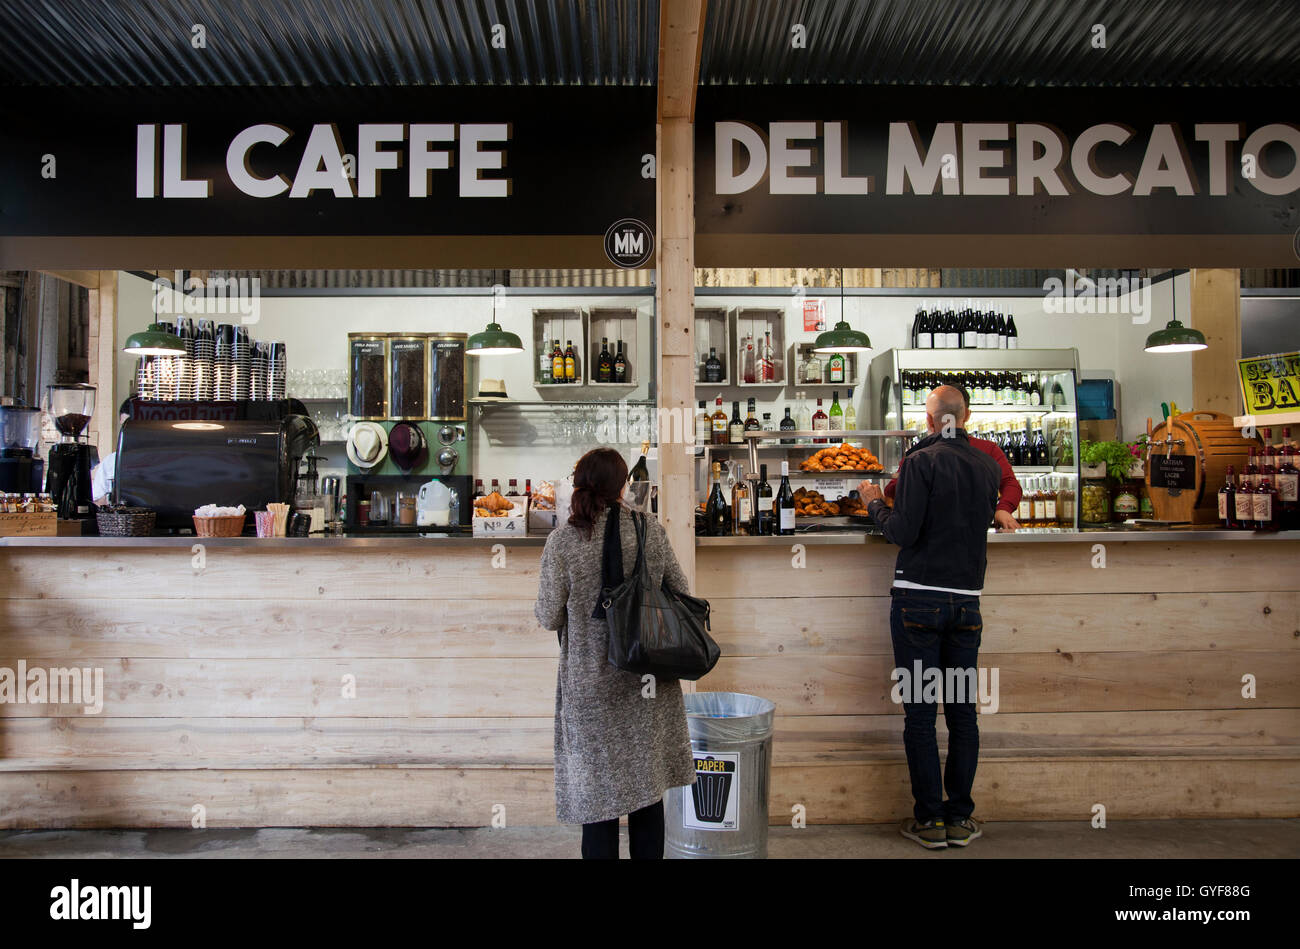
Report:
1080,465,1111,528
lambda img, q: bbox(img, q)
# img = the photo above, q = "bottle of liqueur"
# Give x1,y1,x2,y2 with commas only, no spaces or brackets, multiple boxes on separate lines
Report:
711,395,729,445
551,339,566,384
828,390,844,443
597,338,613,383
1234,473,1254,528
744,398,761,433
1219,466,1239,529
731,463,752,536
827,352,846,384
760,331,776,382
728,401,745,445
506,479,521,496
629,441,650,483
812,398,829,444
564,340,577,383
1243,448,1260,488
704,347,723,383
1254,477,1279,531
844,387,857,431
705,462,731,536
613,340,628,383
780,406,797,444
755,463,775,535
473,479,485,499
741,336,757,384
695,400,710,454
1276,427,1299,527
777,461,796,536
762,412,774,432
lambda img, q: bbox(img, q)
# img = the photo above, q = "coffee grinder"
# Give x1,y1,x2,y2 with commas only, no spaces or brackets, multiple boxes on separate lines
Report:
45,383,99,520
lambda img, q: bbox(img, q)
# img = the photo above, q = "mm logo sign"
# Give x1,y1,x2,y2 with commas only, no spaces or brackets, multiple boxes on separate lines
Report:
604,218,653,269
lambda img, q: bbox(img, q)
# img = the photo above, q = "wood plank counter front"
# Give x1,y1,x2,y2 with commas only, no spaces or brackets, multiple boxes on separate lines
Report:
0,533,1296,828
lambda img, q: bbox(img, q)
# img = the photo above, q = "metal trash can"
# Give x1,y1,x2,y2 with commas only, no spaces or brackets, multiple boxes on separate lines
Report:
666,691,775,859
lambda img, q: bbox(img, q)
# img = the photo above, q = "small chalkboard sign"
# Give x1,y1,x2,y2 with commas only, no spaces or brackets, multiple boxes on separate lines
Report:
1150,454,1196,490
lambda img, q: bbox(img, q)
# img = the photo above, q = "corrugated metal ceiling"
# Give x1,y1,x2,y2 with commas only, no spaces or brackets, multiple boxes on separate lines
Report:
0,0,1295,88
0,0,658,85
700,0,1300,86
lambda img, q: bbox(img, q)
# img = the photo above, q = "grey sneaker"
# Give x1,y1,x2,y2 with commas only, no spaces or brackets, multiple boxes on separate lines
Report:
900,818,948,849
946,817,982,847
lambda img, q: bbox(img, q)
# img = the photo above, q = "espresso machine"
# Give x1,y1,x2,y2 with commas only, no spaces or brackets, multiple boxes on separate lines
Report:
45,383,99,521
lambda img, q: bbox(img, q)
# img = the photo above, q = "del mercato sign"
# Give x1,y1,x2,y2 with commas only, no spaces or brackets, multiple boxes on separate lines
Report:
695,86,1300,243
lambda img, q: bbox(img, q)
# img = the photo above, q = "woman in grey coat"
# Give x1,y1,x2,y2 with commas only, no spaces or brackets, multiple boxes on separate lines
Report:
534,447,695,858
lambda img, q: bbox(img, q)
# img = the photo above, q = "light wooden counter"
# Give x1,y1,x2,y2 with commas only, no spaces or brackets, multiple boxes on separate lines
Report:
0,533,1295,827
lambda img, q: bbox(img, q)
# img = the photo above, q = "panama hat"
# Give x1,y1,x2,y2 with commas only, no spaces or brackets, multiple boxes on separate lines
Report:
346,421,388,469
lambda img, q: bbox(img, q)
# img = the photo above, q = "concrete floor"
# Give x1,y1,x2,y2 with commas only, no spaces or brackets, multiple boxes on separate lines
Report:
1,820,1297,858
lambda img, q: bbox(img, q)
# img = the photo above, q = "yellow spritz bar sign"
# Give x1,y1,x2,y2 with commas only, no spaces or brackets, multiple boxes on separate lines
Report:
1238,352,1300,415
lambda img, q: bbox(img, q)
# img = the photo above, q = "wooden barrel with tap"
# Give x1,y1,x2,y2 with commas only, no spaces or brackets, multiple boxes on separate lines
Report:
1146,410,1261,524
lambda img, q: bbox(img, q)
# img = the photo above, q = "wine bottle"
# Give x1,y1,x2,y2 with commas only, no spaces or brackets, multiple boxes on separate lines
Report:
994,313,1008,349
629,440,650,482
829,389,844,443
540,335,553,384
945,307,959,348
705,462,731,536
777,460,796,535
844,387,857,430
962,308,977,348
916,308,932,348
731,462,751,536
597,337,613,383
1005,314,1019,349
613,340,628,383
729,400,745,444
780,406,796,444
975,309,988,349
755,463,774,535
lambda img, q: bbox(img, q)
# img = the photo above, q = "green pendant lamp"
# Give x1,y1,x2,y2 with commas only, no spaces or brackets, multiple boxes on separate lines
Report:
467,276,524,356
812,270,872,353
1144,271,1207,353
466,320,524,356
123,322,186,356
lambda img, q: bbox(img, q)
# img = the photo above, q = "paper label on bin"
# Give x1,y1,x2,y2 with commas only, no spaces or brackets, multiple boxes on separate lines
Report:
683,752,739,831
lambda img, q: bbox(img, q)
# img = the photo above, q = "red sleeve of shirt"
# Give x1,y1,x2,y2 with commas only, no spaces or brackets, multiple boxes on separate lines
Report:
971,437,1021,513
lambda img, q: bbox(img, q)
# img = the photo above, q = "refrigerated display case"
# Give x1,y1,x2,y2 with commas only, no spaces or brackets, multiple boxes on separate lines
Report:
868,348,1082,529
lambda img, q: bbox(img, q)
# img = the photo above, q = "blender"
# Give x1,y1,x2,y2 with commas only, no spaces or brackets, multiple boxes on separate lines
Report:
45,384,99,520
0,400,45,493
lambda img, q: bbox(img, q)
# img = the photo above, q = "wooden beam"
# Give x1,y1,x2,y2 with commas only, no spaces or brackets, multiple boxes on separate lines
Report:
657,0,706,123
1189,268,1242,415
38,269,100,290
86,271,117,457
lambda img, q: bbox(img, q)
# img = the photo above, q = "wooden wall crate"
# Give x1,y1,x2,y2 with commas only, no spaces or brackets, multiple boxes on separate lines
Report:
531,308,586,388
735,308,787,387
587,307,637,387
694,307,731,386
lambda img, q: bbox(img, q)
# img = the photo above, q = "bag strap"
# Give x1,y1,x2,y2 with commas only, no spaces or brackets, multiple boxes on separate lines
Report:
630,509,649,578
591,503,624,621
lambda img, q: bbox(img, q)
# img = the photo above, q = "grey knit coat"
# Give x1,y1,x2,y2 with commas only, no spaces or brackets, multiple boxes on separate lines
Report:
534,505,696,825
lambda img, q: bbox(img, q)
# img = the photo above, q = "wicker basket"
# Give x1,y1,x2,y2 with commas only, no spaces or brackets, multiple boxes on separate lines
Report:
192,514,248,537
96,507,157,537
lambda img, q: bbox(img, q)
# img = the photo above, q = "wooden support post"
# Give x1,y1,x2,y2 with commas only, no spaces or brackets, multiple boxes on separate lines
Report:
657,0,705,592
1189,269,1242,416
87,271,117,458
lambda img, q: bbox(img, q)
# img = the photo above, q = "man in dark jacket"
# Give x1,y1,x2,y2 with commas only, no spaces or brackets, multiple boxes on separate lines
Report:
858,385,1000,850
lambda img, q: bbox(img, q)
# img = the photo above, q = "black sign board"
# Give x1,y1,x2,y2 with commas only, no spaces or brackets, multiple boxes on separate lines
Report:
695,85,1300,265
0,86,654,242
1150,454,1197,491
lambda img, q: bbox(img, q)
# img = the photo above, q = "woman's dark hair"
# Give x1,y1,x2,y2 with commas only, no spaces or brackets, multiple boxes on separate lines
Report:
568,447,628,538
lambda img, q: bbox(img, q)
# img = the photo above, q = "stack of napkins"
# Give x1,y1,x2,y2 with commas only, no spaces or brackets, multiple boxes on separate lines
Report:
194,504,247,517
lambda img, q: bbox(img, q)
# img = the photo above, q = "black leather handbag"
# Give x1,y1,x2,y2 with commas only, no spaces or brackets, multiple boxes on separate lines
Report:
593,505,719,681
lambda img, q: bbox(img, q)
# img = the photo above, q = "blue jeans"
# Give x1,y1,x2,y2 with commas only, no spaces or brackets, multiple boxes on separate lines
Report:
890,587,983,824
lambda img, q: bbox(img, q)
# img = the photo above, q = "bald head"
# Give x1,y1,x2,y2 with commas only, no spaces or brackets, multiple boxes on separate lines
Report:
925,385,969,436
